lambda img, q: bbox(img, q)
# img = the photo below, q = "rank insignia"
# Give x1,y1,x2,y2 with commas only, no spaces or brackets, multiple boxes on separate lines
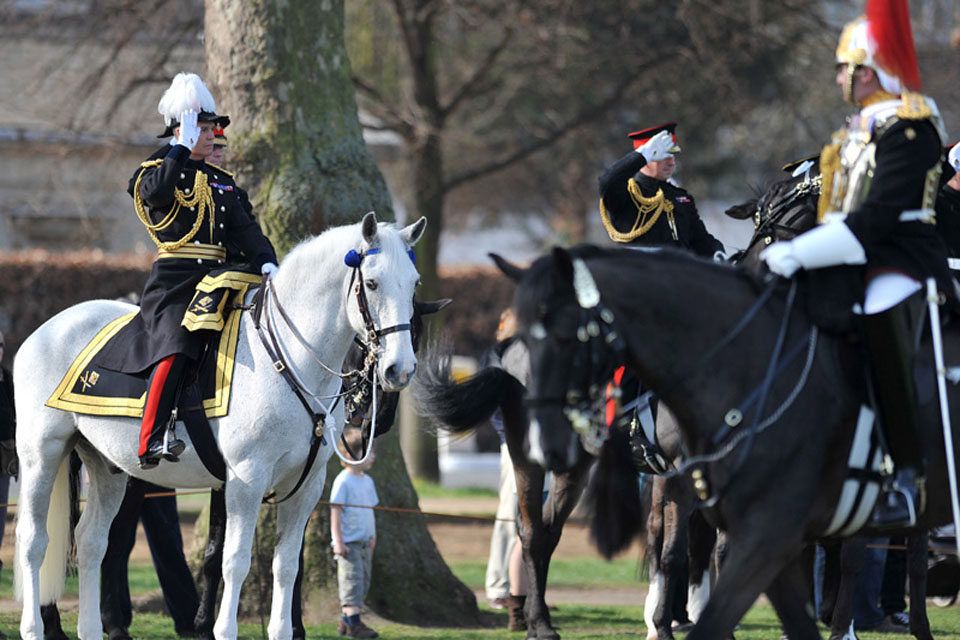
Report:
79,370,100,392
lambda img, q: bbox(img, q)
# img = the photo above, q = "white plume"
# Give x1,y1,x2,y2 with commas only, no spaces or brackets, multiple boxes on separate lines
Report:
157,72,217,125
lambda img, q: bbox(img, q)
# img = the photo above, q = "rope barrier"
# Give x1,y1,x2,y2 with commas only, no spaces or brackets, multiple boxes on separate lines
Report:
0,490,557,526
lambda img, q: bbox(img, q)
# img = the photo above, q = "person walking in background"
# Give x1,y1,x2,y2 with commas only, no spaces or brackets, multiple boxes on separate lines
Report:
484,309,519,612
331,429,380,639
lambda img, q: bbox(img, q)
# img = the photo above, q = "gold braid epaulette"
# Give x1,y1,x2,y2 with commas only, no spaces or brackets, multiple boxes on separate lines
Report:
599,179,675,243
898,92,933,120
133,163,213,251
204,162,234,177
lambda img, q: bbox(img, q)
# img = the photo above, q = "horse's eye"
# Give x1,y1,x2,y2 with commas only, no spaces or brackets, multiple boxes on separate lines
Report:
365,279,378,291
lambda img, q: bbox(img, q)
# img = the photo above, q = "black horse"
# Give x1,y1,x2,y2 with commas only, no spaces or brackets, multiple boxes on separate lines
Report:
414,335,720,640
494,244,959,640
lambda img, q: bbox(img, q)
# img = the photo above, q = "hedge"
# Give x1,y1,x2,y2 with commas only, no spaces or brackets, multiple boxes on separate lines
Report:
0,251,515,368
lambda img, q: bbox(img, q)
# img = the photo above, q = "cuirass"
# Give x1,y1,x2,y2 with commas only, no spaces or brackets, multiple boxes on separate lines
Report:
836,130,876,214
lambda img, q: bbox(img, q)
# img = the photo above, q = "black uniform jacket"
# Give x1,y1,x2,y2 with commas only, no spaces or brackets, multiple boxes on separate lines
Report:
98,144,277,374
935,183,960,258
598,151,724,257
842,119,952,294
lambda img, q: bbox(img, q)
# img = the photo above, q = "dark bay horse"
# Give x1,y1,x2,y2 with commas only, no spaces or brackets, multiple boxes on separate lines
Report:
414,336,718,640
495,245,960,640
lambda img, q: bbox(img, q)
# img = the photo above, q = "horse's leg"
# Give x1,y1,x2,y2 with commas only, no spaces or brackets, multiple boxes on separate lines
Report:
644,476,666,640
764,553,820,640
652,480,687,640
685,526,803,640
527,454,593,640
826,537,866,640
906,531,932,640
213,474,268,640
195,488,227,640
266,480,326,640
73,449,129,639
17,435,73,640
513,460,546,635
686,508,716,624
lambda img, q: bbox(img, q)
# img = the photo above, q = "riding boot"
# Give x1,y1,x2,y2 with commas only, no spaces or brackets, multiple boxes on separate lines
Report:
506,594,527,632
139,354,188,469
863,299,926,529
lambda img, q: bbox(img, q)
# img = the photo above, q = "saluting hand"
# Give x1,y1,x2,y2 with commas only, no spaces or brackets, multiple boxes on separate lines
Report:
637,130,674,163
176,110,201,150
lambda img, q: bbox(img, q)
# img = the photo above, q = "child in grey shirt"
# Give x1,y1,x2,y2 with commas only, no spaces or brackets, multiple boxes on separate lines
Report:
331,428,379,638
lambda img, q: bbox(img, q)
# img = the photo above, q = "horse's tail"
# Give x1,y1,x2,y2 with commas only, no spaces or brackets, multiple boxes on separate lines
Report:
14,455,73,604
412,342,520,434
584,428,646,560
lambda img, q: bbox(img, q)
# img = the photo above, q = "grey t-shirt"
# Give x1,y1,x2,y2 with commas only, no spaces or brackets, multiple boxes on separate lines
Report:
330,469,379,543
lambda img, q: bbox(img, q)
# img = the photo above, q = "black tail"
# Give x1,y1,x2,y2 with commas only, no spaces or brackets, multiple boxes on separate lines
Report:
412,342,521,435
584,428,645,560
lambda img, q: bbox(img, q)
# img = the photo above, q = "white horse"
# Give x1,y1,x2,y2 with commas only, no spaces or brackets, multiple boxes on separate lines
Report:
14,212,425,640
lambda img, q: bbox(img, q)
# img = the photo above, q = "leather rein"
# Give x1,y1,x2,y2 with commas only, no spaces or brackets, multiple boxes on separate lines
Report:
251,248,412,503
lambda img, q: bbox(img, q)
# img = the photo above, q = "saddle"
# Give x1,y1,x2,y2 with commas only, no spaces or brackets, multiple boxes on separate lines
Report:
45,270,262,481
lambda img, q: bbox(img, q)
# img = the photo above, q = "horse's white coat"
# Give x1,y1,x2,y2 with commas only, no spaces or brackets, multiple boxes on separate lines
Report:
14,214,424,640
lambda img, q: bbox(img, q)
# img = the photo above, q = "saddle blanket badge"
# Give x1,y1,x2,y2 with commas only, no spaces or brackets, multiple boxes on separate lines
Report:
79,370,100,392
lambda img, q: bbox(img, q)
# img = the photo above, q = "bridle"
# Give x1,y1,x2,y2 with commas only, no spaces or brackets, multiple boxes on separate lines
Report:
524,258,627,452
252,245,417,502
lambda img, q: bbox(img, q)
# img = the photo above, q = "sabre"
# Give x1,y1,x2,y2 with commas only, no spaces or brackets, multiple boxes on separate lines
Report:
926,278,960,559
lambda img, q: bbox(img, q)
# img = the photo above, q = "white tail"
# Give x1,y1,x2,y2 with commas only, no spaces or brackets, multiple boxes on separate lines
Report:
15,456,72,604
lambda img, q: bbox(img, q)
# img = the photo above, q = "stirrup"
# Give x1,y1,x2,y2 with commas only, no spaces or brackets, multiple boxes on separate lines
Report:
871,470,924,529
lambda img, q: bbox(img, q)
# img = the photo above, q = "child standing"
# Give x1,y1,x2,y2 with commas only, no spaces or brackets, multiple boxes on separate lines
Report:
330,429,379,638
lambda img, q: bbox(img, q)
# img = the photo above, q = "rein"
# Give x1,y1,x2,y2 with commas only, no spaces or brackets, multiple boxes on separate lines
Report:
251,246,415,502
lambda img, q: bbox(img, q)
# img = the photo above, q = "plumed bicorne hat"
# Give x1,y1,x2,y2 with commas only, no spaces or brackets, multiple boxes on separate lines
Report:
157,72,231,139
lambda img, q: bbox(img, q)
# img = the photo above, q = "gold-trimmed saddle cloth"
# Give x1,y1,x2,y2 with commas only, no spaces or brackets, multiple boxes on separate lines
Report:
46,270,262,418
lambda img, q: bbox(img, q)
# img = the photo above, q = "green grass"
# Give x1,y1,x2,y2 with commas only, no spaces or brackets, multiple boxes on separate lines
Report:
2,602,958,639
449,557,646,589
411,478,497,500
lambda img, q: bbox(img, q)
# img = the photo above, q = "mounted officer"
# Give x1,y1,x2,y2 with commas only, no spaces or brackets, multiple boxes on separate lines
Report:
598,123,726,475
762,0,951,528
598,122,725,259
98,73,278,469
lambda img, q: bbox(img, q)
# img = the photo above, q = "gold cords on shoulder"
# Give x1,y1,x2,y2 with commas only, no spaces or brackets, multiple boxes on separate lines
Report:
599,179,675,243
134,168,213,251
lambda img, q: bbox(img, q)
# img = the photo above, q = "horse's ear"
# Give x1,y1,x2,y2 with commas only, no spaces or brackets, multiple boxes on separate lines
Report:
551,246,575,285
490,253,526,282
361,211,378,245
400,216,427,247
416,298,453,316
724,200,757,220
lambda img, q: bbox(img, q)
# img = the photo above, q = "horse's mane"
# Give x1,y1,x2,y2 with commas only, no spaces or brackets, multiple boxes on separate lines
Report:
280,219,412,285
515,244,770,323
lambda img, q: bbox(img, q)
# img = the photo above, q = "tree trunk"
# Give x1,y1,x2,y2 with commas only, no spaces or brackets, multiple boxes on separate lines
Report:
193,0,479,625
205,0,393,252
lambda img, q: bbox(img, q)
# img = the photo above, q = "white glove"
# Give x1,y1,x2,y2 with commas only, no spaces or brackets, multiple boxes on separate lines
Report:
712,250,728,263
949,144,960,173
261,262,278,279
637,130,674,163
761,220,866,278
176,110,200,150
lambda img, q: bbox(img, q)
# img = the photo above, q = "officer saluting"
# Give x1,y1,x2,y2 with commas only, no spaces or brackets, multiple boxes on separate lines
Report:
98,73,278,469
598,122,725,259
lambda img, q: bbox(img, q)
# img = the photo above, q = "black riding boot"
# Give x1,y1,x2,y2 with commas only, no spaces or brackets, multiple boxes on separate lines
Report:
863,299,926,529
139,355,188,469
